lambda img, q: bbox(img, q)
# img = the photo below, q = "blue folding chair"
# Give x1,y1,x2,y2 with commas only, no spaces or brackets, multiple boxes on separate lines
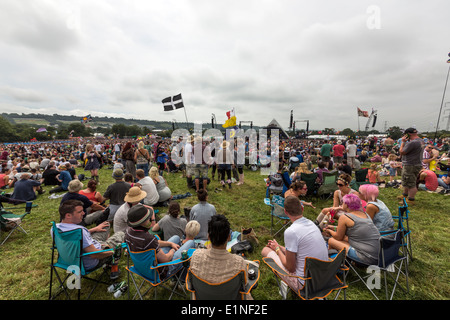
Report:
126,245,195,300
346,230,409,300
49,221,121,300
381,198,412,263
264,195,291,237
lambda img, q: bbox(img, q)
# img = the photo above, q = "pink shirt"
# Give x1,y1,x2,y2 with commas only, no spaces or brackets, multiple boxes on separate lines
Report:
423,170,438,191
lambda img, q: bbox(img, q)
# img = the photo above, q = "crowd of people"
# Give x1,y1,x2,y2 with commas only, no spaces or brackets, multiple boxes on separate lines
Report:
1,128,449,299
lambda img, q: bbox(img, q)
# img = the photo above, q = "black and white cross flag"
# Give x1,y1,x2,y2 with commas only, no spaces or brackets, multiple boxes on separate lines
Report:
162,93,184,111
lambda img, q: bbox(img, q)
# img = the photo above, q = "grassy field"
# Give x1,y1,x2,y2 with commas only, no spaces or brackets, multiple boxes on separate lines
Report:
0,162,449,301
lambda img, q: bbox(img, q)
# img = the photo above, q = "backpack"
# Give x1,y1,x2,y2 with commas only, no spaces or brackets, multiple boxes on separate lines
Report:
230,240,253,256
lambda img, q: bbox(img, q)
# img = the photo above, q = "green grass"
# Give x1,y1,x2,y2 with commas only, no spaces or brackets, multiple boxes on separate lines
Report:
1,163,449,300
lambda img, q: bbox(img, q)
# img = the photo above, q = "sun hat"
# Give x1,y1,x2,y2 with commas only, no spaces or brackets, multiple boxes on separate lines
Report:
127,204,151,227
112,168,124,180
124,186,147,203
68,179,83,193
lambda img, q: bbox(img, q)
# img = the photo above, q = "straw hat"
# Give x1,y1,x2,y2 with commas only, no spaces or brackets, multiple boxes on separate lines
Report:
124,186,147,203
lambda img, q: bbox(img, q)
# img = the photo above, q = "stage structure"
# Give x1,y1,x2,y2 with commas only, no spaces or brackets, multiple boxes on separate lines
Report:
289,110,310,138
239,121,253,129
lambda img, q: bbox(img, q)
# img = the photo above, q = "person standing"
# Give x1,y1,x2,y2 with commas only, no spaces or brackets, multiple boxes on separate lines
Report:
134,141,151,177
121,142,136,181
332,140,346,167
83,144,101,183
320,140,332,168
346,140,357,170
398,128,424,205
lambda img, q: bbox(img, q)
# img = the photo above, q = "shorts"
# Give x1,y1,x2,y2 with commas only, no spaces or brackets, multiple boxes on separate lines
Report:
401,165,422,188
186,164,195,177
193,164,208,179
333,156,343,164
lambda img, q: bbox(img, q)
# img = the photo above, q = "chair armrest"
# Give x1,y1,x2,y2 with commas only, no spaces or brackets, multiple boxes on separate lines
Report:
262,257,310,281
263,198,273,207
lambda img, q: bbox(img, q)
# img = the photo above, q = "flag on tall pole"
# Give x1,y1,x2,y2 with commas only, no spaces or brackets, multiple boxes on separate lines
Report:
162,93,184,111
222,108,237,128
357,107,369,117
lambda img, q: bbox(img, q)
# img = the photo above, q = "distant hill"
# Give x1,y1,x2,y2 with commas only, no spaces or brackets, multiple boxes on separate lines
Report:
1,112,259,131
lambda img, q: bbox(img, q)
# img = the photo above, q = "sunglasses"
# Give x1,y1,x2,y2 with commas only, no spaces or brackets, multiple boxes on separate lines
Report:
336,183,346,187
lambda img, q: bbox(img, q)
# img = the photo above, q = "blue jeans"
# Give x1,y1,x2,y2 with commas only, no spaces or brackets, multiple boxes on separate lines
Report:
161,235,195,277
136,163,149,177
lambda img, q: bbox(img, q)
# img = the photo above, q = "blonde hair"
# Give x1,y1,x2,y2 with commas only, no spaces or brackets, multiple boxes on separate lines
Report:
85,144,93,152
149,166,158,179
138,141,144,149
388,153,397,161
185,220,200,239
296,162,312,174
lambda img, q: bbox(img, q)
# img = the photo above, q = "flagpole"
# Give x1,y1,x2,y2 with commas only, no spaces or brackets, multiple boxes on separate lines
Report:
183,104,190,132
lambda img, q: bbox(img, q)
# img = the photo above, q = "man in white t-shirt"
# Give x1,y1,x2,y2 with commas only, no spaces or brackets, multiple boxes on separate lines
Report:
135,170,159,206
184,135,195,188
261,196,328,295
346,140,357,169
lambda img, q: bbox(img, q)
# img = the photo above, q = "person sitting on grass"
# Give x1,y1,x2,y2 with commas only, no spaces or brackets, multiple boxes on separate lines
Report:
152,201,188,241
366,163,385,186
324,193,380,265
417,168,438,192
79,179,105,205
60,180,106,226
261,196,328,296
182,220,201,245
49,164,72,194
189,189,217,241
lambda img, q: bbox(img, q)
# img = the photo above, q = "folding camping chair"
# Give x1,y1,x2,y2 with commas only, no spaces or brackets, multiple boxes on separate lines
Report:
263,195,291,237
263,248,348,300
186,261,260,300
345,230,409,300
126,245,195,300
381,197,413,263
300,172,319,198
0,201,33,246
317,171,339,200
49,221,120,300
350,168,369,190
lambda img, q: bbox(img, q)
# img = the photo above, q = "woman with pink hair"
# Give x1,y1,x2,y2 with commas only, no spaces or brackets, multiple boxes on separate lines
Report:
358,184,394,232
325,193,380,265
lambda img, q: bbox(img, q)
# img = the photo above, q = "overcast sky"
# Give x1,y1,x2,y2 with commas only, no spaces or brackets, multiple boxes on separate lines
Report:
0,0,449,133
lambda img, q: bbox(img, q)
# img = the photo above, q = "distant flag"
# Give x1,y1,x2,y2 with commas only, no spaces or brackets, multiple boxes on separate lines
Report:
81,114,92,123
222,108,237,128
357,107,369,117
162,93,184,111
36,127,47,133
